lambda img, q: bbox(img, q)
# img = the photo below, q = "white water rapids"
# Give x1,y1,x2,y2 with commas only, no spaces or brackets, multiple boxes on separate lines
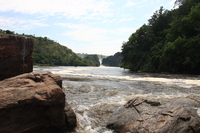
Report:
33,66,200,133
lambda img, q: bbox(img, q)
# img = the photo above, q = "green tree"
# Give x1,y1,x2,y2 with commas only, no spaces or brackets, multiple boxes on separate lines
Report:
84,54,100,66
121,0,200,74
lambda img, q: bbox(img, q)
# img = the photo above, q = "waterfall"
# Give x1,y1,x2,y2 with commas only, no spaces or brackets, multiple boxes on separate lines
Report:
99,59,102,65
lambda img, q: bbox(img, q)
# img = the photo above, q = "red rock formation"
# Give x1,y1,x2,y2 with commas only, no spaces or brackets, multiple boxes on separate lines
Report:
0,71,76,132
0,35,34,80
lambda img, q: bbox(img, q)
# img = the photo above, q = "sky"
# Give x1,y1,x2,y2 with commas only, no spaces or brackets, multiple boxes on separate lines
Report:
0,0,176,56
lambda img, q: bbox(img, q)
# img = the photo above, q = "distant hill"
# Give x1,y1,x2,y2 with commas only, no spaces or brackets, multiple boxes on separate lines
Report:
84,54,100,66
0,29,98,66
102,52,122,67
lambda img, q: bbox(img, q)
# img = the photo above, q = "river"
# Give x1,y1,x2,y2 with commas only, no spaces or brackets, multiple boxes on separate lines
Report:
33,66,200,133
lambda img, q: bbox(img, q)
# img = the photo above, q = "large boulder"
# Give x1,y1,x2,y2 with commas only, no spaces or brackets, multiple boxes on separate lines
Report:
0,35,34,80
106,97,200,133
0,71,76,133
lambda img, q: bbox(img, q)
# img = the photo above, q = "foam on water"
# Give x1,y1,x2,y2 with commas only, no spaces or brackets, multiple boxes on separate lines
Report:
197,108,200,116
33,66,200,133
34,66,200,87
44,66,200,89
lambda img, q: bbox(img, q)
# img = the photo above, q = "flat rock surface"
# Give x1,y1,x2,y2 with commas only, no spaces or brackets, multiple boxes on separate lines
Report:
106,97,200,133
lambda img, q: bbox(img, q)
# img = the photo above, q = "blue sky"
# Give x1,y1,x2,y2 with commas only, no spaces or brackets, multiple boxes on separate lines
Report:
0,0,175,55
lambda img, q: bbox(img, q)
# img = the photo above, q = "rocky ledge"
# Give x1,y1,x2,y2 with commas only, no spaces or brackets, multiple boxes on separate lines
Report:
106,97,200,133
0,71,76,133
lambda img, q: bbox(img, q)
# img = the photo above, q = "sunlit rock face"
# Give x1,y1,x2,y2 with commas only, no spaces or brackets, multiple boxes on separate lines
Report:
0,71,77,133
107,97,200,133
0,35,34,80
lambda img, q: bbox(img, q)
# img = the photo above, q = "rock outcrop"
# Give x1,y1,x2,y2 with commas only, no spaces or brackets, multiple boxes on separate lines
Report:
0,35,34,80
106,97,200,133
0,71,76,133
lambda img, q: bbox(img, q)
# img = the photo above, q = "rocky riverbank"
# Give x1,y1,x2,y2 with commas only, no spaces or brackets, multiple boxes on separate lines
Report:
0,71,77,132
0,35,77,132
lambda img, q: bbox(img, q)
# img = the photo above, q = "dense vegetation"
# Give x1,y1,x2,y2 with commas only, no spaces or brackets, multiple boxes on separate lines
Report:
77,53,107,61
102,52,122,67
84,54,100,66
121,0,200,74
32,36,97,66
0,30,98,66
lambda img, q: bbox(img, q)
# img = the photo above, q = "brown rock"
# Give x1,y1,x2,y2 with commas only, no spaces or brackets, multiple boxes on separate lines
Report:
106,97,200,133
64,102,77,131
0,35,34,80
0,71,76,133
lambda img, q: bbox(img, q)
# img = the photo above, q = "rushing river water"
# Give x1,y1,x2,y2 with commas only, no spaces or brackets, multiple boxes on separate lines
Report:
33,66,200,133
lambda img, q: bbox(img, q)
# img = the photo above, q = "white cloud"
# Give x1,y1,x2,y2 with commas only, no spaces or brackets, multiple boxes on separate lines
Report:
0,16,49,30
56,23,135,55
0,0,112,19
125,1,138,7
86,43,122,55
60,23,110,41
102,19,117,23
118,17,135,22
118,27,136,34
62,41,122,55
56,23,135,42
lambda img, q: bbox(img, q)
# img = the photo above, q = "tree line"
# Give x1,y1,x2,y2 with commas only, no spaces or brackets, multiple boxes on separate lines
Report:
121,0,200,74
102,52,122,67
0,31,100,66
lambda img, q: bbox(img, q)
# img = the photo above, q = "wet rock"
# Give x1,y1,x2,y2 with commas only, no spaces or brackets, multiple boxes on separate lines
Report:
64,102,77,131
0,35,34,80
106,97,200,133
0,71,76,133
171,97,200,107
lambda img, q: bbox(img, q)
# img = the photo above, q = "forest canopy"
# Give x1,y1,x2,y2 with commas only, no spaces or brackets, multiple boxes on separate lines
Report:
102,52,122,67
121,0,200,74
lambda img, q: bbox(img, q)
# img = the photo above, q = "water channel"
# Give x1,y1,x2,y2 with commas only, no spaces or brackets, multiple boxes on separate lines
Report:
33,66,200,133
